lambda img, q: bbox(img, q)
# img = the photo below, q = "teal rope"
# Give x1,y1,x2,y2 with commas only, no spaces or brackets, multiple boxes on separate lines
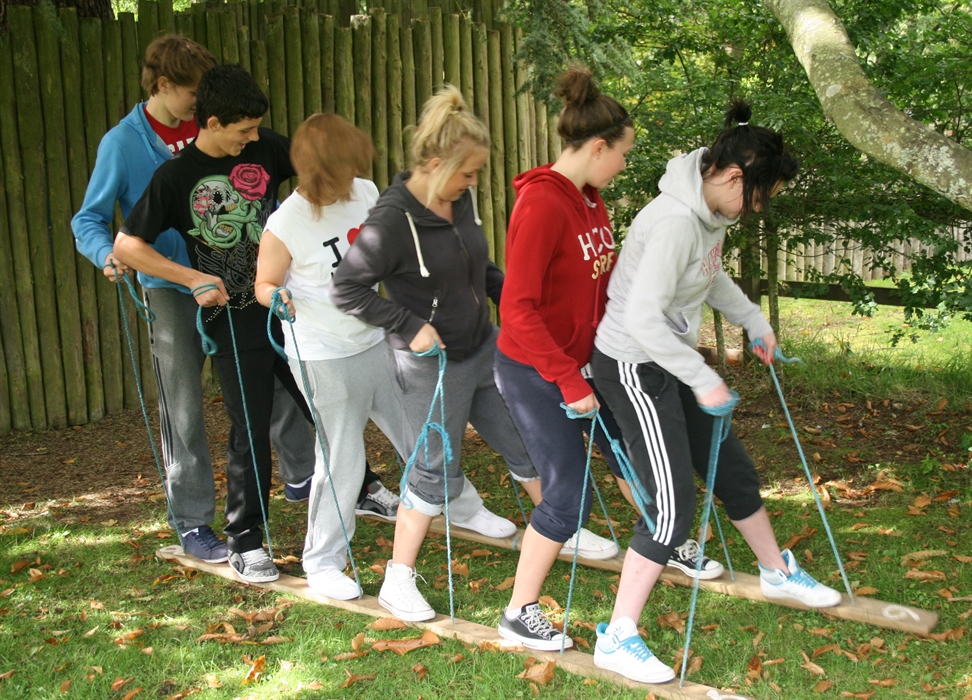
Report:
593,413,656,535
587,459,621,553
679,391,739,688
192,284,273,557
751,338,855,605
268,288,362,598
107,263,180,548
396,343,456,625
560,403,597,655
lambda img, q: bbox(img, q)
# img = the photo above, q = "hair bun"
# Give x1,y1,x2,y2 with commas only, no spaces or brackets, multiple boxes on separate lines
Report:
724,98,753,128
554,66,600,108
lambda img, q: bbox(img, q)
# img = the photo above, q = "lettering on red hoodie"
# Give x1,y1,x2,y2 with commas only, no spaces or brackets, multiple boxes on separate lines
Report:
497,165,616,404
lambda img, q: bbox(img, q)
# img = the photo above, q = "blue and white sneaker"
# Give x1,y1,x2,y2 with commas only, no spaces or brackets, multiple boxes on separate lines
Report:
594,616,675,684
285,477,312,503
759,548,841,608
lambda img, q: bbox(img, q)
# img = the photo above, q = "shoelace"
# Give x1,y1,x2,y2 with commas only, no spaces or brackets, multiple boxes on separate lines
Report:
787,566,819,589
241,549,272,567
521,606,558,638
618,634,653,661
371,487,399,510
675,538,702,561
194,529,224,550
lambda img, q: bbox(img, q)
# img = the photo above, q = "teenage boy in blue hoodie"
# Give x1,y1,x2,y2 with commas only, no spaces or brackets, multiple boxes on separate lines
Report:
71,36,315,565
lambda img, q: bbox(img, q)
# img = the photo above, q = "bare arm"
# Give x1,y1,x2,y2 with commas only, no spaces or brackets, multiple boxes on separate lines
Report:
113,232,228,307
254,230,294,316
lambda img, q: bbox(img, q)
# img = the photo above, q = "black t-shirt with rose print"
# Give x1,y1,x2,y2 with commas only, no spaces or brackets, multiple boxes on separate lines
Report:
121,127,294,351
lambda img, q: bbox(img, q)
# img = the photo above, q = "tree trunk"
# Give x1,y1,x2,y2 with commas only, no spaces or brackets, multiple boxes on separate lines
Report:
765,0,972,212
2,0,113,32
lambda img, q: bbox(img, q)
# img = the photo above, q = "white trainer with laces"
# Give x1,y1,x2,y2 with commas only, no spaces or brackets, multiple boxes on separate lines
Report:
450,505,517,539
379,562,435,621
759,548,842,608
594,616,675,684
307,568,361,600
560,527,619,560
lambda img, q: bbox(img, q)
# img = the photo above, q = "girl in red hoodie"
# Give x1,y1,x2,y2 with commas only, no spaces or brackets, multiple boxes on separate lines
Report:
493,68,635,650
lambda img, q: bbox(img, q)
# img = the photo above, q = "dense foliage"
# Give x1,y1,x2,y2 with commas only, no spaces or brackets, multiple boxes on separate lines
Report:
502,0,972,328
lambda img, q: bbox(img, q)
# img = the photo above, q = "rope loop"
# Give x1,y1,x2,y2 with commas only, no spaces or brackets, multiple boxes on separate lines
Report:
191,283,221,356
105,262,156,322
267,288,292,360
750,337,803,365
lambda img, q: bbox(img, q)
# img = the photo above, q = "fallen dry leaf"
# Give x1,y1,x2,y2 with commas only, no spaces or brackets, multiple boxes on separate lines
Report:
867,678,897,687
368,617,407,631
241,655,266,685
516,660,556,686
838,692,874,699
901,550,948,566
854,587,879,597
371,629,440,656
338,669,376,688
351,632,366,652
537,595,562,613
657,610,686,634
60,680,71,693
10,561,28,575
111,677,134,691
493,577,515,591
815,680,834,692
904,570,946,582
120,690,143,700
332,651,368,661
412,662,427,680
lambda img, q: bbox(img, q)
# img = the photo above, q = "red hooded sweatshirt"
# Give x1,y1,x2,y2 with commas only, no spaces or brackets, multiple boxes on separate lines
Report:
497,165,617,404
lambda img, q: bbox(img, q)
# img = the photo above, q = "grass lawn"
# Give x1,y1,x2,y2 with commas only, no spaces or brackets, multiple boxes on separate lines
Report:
1,297,971,699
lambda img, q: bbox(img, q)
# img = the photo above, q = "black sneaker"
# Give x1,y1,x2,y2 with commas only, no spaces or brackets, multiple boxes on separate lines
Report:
355,481,400,522
497,602,573,651
182,525,228,563
285,478,312,503
666,539,725,580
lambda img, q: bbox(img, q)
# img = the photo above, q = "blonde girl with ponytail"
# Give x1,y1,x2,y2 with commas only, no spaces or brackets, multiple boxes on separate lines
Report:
331,86,538,622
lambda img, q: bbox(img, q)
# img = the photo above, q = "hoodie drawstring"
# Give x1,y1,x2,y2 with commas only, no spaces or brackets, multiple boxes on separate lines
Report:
470,186,482,226
405,210,431,278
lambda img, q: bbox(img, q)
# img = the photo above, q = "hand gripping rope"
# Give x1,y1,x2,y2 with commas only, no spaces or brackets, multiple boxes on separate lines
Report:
750,339,855,605
192,283,274,557
680,391,739,687
107,263,184,549
396,342,458,624
267,288,362,598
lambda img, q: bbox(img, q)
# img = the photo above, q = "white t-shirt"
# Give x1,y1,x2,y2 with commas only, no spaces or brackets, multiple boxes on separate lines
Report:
264,179,384,360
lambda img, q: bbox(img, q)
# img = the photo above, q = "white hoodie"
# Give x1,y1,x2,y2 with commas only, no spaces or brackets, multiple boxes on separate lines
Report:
594,148,772,396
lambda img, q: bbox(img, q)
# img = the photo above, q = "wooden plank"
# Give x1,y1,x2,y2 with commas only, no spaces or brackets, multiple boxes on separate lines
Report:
156,545,756,700
421,518,938,635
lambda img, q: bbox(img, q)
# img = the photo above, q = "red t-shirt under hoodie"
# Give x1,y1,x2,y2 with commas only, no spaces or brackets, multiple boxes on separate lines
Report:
497,165,617,405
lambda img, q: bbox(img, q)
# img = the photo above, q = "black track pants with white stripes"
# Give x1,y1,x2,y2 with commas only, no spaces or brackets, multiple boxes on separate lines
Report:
590,348,764,566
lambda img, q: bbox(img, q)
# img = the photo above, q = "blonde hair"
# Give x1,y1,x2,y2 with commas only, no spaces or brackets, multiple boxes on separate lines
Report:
291,113,374,217
140,34,216,95
409,85,489,204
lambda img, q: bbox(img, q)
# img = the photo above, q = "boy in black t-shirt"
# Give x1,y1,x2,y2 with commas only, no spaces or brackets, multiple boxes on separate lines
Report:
115,65,311,584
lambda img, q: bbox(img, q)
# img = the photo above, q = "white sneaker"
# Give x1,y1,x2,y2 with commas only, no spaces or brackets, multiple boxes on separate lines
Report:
759,548,842,608
594,616,675,684
379,562,435,621
307,567,361,600
450,506,516,539
560,528,619,560
228,548,279,584
666,539,725,580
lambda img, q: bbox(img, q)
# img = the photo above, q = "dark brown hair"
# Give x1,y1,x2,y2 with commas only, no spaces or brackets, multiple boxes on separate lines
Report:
291,113,374,216
140,34,216,96
554,66,632,149
701,98,799,219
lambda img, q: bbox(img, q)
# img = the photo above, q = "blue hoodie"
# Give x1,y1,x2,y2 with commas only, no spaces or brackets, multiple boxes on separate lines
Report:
71,103,192,291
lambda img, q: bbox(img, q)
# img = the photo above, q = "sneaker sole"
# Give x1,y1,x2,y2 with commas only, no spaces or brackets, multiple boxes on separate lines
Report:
307,584,361,601
378,595,435,622
666,559,725,580
594,652,676,684
498,624,573,651
285,496,309,503
450,521,517,539
232,570,280,584
561,545,620,561
356,508,397,522
761,587,842,608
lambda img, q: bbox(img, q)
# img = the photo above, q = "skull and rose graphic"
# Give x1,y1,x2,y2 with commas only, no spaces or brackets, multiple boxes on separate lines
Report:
188,163,271,249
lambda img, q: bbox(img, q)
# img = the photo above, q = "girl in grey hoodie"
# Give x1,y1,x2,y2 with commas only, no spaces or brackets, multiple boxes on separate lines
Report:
589,100,841,685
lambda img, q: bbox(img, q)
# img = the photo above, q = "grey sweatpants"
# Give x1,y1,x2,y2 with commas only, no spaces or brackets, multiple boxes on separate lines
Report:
290,342,407,573
393,326,536,516
144,287,315,533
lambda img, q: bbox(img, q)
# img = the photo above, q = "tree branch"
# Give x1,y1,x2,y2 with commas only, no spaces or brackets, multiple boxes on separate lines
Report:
765,0,972,211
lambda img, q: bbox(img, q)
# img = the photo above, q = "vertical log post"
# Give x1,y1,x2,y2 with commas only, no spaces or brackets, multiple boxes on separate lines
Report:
386,13,404,177
486,28,506,267
320,14,335,113
334,27,354,122
370,8,388,189
351,15,372,177
301,7,322,115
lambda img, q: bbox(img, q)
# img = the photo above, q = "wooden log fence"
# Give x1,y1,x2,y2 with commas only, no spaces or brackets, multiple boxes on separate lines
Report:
0,0,959,436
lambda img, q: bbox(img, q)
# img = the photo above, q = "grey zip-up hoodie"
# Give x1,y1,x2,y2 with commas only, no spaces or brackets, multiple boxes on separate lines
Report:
330,171,503,361
594,148,772,396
